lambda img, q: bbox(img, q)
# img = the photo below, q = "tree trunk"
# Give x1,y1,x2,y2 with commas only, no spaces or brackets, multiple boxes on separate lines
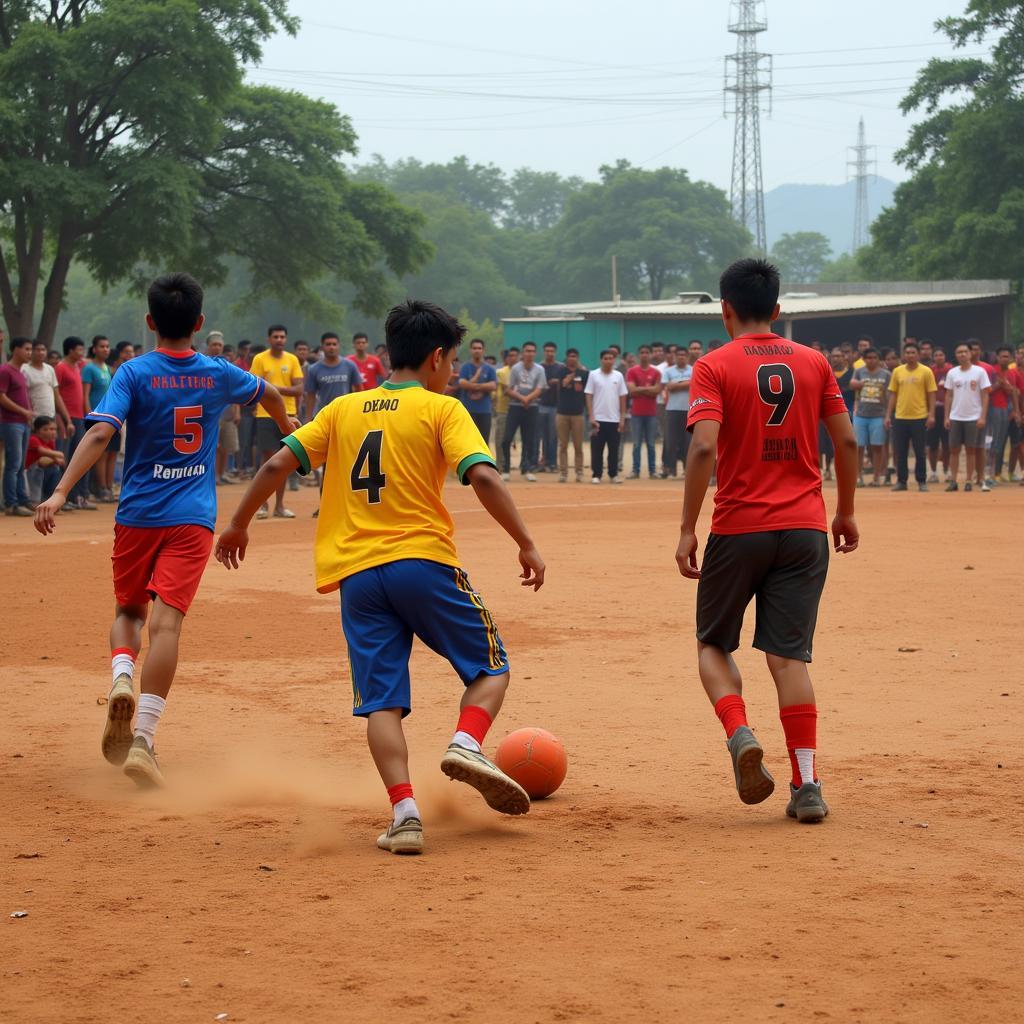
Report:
35,229,76,347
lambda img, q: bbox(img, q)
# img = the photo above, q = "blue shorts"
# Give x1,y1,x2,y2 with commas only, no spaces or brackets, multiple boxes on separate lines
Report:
340,559,509,717
853,415,886,447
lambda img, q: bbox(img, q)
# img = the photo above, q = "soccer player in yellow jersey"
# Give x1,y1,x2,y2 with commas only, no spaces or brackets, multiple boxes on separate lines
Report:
215,300,546,855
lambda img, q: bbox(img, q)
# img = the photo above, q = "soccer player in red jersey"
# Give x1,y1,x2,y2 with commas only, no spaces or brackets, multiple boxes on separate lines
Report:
675,258,859,823
350,331,387,389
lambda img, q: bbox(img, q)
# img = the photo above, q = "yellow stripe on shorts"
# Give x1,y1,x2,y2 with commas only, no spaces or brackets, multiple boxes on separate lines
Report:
455,569,505,671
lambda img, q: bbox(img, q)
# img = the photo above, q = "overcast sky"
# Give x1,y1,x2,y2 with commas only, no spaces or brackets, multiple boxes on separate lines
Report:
250,1,980,193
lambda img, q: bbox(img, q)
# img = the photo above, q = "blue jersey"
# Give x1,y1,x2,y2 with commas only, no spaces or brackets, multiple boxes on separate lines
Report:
87,349,265,530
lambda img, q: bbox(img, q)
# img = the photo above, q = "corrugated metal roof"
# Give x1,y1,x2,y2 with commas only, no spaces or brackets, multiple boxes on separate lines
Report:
518,287,1010,321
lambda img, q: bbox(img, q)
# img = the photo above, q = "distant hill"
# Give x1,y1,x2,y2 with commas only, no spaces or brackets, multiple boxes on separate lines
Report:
765,178,897,256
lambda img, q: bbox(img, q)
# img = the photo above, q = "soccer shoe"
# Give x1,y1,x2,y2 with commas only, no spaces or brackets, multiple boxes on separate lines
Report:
440,744,530,816
726,726,775,805
376,816,424,855
101,675,136,766
786,781,829,824
123,736,165,789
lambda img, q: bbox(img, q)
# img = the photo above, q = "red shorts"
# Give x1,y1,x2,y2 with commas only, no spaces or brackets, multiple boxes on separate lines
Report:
112,524,214,615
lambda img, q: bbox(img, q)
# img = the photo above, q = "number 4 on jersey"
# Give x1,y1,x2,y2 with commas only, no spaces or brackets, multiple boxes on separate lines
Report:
351,430,386,503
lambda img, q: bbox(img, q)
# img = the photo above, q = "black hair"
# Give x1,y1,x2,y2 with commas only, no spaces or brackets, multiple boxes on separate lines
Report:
708,339,724,351
238,339,251,349
384,299,466,371
903,341,919,353
321,332,340,343
521,341,537,351
113,341,134,359
469,338,485,347
719,257,780,321
967,337,982,348
63,336,85,356
997,345,1013,355
31,338,47,348
881,347,896,358
689,339,703,348
267,324,287,337
599,349,615,358
9,336,32,355
352,331,368,342
294,339,309,349
147,273,203,341
609,344,621,353
639,344,652,353
47,349,60,361
542,341,556,349
91,334,109,346
954,342,970,352
33,415,55,432
566,347,579,357
863,348,879,358
857,334,874,344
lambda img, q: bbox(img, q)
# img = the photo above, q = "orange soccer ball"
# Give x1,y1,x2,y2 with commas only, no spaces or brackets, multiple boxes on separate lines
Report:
495,727,568,799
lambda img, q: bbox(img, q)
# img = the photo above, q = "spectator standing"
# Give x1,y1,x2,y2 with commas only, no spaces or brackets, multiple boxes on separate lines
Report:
457,338,498,446
585,349,628,484
944,342,990,492
832,348,855,411
250,325,303,518
493,347,517,473
55,336,95,509
626,345,661,479
688,340,704,365
556,348,588,483
0,337,35,515
851,335,872,370
236,339,252,370
46,349,60,367
351,332,387,389
303,332,363,421
537,342,564,472
82,335,115,502
919,339,934,367
927,347,952,483
97,341,135,499
987,346,1016,482
206,331,240,484
851,348,890,486
662,347,693,478
1011,344,1024,482
26,415,65,506
501,341,545,482
885,341,936,492
23,340,70,434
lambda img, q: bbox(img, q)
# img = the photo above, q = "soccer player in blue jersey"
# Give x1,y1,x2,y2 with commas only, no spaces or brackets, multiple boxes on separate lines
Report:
34,273,295,788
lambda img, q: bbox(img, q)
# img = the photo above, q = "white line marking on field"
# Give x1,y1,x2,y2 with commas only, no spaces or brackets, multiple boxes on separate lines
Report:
452,497,681,514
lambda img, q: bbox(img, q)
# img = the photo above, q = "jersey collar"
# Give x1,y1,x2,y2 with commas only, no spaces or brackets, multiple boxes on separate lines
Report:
156,347,197,360
381,380,422,391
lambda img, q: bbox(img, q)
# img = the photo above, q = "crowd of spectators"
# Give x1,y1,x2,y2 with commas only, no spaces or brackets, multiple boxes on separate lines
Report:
2,321,1022,518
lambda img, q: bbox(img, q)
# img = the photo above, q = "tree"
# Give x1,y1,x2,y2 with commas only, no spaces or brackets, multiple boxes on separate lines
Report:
0,1,429,344
504,168,584,231
551,161,750,300
817,251,870,284
863,0,1024,284
770,232,833,282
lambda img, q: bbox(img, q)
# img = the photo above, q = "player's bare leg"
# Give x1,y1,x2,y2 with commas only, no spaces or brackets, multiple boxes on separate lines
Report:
367,709,423,855
440,671,530,815
102,604,145,766
123,598,183,789
766,654,828,823
698,642,774,805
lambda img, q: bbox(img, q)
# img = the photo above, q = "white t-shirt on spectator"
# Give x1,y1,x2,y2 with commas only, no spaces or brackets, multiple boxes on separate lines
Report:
945,364,990,421
655,360,669,405
584,368,628,423
22,362,58,418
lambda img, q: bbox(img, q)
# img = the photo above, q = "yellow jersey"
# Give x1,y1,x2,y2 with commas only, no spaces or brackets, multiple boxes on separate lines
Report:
284,380,495,593
888,363,936,420
250,350,303,417
494,365,511,414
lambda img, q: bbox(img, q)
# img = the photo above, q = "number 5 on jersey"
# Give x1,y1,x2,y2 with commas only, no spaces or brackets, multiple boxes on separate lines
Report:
351,430,386,503
173,405,203,455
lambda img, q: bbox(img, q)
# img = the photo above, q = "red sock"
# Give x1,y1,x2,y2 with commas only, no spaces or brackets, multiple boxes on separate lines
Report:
455,705,493,746
780,704,818,787
386,782,414,805
714,694,748,738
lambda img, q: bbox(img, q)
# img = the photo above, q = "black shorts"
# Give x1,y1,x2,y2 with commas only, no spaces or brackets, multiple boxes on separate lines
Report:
255,417,285,453
696,530,830,663
926,415,948,447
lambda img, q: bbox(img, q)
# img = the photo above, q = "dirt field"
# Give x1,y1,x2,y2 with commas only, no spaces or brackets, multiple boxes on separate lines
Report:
2,476,1022,1024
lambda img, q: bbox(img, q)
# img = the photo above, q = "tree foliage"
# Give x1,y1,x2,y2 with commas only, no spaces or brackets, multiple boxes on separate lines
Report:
864,0,1024,284
770,231,832,283
0,0,429,343
551,161,750,300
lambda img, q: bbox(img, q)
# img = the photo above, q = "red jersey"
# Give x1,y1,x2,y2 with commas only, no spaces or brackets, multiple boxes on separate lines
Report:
351,355,385,389
989,365,1014,409
626,364,662,416
56,360,84,419
688,333,847,535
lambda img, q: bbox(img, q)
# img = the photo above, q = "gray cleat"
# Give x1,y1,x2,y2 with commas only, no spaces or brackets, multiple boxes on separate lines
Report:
786,781,829,823
726,726,775,805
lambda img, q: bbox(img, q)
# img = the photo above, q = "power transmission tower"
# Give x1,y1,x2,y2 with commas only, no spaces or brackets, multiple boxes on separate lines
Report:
724,0,772,254
848,117,877,252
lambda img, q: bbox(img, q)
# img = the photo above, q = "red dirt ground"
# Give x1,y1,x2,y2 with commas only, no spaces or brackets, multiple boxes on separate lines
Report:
2,479,1022,1023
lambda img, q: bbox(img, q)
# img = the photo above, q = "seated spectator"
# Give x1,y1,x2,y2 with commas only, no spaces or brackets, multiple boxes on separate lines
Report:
26,415,66,507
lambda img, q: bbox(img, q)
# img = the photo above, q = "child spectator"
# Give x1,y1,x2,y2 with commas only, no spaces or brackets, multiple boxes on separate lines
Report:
26,416,66,506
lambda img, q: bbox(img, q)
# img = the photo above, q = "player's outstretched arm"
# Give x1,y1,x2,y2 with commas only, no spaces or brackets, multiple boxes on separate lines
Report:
824,411,859,554
466,463,545,591
676,419,719,579
34,421,115,535
258,384,299,434
215,446,300,570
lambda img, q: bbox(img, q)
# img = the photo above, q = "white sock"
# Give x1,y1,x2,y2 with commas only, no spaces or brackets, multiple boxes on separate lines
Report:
452,730,481,753
393,797,420,824
795,748,817,787
111,652,135,685
134,694,166,747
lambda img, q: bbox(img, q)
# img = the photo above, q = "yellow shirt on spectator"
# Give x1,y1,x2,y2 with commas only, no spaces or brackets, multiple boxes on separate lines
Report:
888,363,937,419
494,364,511,414
283,380,494,593
250,350,303,417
